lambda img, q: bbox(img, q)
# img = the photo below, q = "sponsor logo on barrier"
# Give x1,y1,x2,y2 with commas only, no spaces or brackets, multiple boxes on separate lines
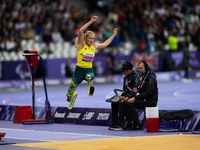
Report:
0,105,15,121
82,112,95,120
185,120,192,130
192,113,200,130
96,113,109,120
66,112,81,119
54,112,66,118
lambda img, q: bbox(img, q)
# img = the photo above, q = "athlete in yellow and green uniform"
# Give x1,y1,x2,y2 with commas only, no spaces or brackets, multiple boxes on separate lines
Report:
67,44,96,100
66,16,118,108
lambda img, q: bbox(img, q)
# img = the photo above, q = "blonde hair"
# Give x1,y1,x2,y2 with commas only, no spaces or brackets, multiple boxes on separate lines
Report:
75,31,95,48
85,31,95,38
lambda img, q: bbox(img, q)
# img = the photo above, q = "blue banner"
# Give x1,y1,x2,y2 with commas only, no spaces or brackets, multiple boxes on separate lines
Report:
2,51,200,80
0,105,15,121
0,104,199,130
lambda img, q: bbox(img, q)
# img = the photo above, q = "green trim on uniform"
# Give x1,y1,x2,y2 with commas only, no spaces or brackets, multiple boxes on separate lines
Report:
67,66,94,99
67,78,78,99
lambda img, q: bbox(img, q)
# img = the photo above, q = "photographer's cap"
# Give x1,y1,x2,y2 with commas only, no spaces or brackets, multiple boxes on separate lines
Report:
121,61,133,70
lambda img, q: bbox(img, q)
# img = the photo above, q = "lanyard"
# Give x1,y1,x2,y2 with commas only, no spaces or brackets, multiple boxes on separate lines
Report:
139,71,149,88
125,71,138,91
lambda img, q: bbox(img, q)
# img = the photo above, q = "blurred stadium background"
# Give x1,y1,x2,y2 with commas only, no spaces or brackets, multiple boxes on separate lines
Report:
0,0,200,84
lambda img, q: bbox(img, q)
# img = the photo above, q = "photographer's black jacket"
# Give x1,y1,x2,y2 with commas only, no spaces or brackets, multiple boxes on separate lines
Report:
121,71,140,98
135,71,158,105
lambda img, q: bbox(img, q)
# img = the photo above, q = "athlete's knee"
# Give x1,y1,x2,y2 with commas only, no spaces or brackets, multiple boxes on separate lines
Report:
85,74,93,82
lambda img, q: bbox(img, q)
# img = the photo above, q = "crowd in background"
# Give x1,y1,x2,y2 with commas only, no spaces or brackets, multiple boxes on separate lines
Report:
0,0,89,54
98,0,200,53
1,0,200,55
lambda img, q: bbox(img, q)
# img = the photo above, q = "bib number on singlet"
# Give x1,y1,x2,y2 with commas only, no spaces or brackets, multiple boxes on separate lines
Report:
82,53,95,62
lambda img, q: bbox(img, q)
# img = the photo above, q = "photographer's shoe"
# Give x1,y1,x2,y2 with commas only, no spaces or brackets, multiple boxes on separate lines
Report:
127,124,143,131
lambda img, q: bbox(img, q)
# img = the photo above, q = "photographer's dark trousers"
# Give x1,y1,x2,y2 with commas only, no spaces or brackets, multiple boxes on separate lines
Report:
111,102,124,126
122,100,156,125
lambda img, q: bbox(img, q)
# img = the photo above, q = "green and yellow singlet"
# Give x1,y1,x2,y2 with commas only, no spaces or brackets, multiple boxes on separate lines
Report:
76,44,95,68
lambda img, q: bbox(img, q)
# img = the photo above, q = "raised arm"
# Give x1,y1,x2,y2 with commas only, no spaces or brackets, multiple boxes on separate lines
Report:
94,28,118,50
78,16,98,45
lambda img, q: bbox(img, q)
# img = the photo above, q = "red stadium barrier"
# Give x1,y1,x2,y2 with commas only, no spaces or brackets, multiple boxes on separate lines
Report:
14,106,33,123
0,132,6,140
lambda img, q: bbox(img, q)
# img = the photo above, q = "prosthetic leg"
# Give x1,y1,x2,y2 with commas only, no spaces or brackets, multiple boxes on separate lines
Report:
67,92,78,110
86,74,95,96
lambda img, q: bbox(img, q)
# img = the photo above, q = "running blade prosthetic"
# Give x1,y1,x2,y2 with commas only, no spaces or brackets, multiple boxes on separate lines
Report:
88,82,95,96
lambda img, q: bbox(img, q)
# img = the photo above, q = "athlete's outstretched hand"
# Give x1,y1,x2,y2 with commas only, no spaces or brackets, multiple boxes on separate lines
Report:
91,16,98,23
113,28,118,36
